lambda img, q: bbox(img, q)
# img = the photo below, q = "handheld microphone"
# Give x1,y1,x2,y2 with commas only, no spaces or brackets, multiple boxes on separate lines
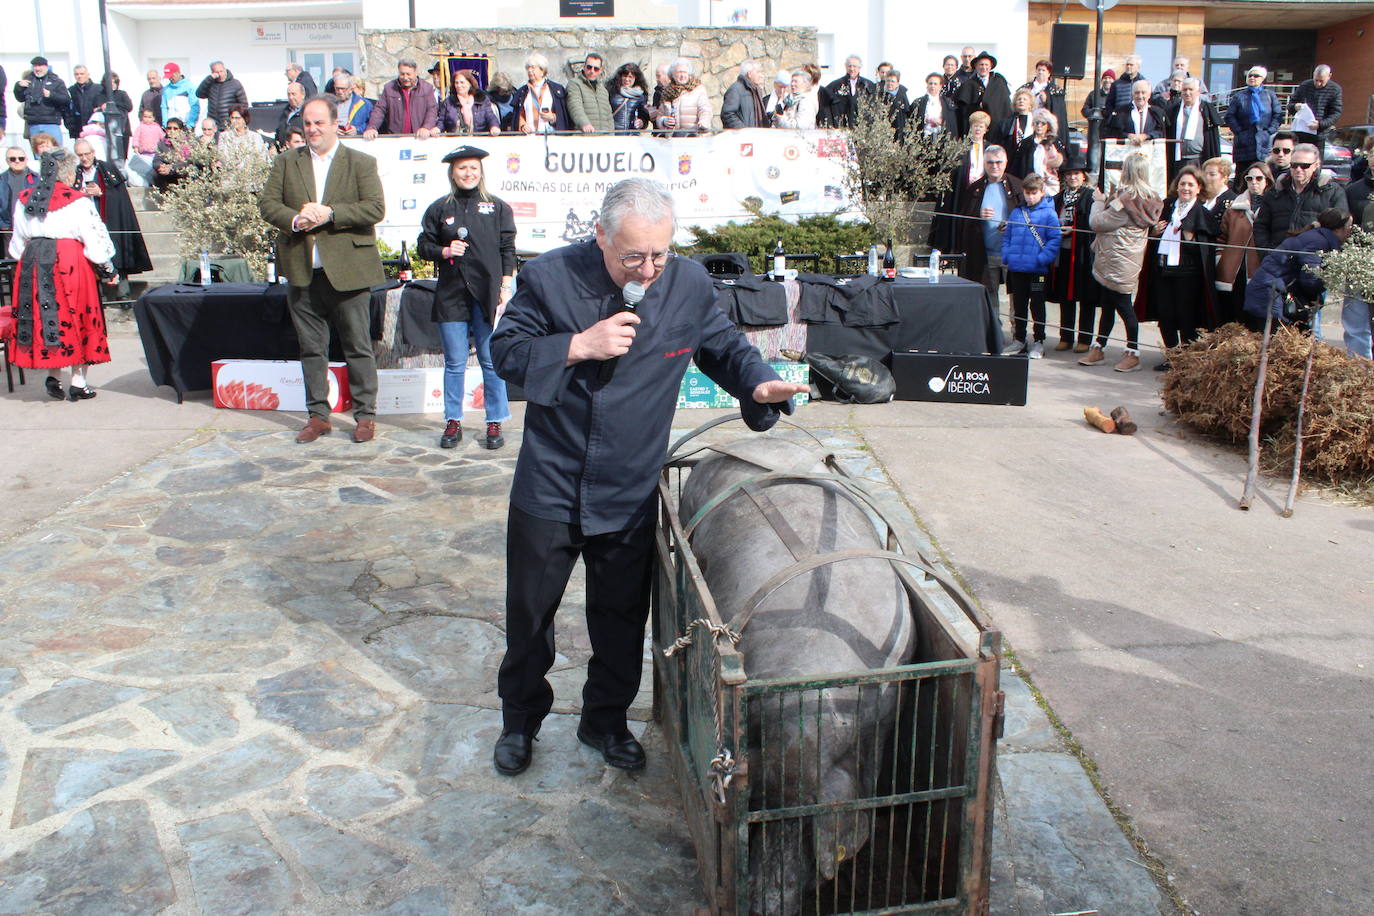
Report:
449,226,468,265
598,281,646,384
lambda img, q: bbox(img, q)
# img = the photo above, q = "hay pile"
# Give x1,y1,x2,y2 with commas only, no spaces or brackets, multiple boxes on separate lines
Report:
1161,323,1374,484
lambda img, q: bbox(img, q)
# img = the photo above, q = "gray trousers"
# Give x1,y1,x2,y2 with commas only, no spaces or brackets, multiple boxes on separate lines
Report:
287,269,376,421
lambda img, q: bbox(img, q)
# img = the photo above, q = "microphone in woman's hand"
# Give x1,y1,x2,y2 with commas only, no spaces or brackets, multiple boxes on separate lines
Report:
450,226,467,264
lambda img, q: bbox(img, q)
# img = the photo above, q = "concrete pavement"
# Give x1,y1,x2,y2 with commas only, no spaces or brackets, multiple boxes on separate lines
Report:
4,307,1366,914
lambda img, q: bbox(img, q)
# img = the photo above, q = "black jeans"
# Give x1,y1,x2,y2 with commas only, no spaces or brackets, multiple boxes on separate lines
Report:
1006,270,1047,343
1057,298,1095,344
286,269,377,420
498,506,656,736
1094,287,1139,350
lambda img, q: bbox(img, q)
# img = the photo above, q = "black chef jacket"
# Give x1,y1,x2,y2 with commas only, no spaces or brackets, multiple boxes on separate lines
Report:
492,241,791,536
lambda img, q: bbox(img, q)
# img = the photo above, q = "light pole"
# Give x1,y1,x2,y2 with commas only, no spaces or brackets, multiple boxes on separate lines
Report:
1081,0,1119,181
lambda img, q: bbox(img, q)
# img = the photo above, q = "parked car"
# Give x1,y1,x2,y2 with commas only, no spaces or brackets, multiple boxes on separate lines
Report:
1330,124,1372,183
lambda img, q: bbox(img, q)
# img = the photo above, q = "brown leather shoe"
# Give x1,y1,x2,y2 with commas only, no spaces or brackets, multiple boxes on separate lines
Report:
295,417,332,443
352,419,376,443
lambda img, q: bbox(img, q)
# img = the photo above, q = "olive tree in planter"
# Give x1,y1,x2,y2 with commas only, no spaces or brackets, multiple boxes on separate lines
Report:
838,95,967,260
1319,225,1374,309
157,141,276,280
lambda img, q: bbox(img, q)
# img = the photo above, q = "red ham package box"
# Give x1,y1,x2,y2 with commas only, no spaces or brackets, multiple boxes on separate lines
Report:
212,360,352,413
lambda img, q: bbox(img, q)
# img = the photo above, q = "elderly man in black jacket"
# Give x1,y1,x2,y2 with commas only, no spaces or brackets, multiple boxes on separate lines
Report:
488,178,804,777
1252,143,1349,251
822,55,876,128
1106,79,1165,142
721,61,767,129
1289,65,1343,156
196,61,248,132
64,66,106,138
1163,77,1221,181
954,51,1012,131
14,57,71,141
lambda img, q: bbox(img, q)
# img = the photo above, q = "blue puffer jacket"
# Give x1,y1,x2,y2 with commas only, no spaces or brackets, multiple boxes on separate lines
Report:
1243,225,1341,318
1001,196,1063,273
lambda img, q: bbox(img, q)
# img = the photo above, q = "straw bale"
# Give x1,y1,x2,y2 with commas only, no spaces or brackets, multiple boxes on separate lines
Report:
1161,323,1374,484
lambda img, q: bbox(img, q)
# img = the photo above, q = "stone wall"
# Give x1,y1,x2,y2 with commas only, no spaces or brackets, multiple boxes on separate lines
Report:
360,27,818,129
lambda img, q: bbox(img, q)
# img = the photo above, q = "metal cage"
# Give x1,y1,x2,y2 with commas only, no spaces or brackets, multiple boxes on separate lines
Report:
652,431,1001,915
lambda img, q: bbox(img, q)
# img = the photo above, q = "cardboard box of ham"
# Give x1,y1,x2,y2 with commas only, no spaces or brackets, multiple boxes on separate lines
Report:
374,366,486,415
212,360,352,412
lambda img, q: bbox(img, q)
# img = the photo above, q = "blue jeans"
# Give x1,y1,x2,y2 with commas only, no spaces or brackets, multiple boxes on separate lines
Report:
438,307,509,424
1343,296,1373,360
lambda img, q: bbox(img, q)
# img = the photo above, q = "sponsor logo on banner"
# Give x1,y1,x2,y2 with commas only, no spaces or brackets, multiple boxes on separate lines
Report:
507,153,521,173
510,201,537,218
561,209,596,243
929,365,989,395
783,145,800,161
412,173,426,184
824,184,844,200
412,153,428,162
401,199,417,210
765,165,780,179
817,138,848,158
678,154,692,175
739,143,754,157
780,190,801,204
699,193,709,203
399,149,412,161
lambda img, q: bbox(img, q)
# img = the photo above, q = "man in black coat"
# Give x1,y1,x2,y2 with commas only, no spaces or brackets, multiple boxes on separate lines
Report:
1108,56,1145,112
13,57,71,140
74,138,152,299
1289,65,1343,157
64,65,106,138
275,82,305,150
285,63,317,100
0,65,7,136
720,61,767,129
139,69,164,124
954,51,1012,131
487,178,804,777
1106,79,1165,142
957,144,1025,296
196,61,249,131
1253,144,1349,251
821,55,876,128
1163,78,1221,181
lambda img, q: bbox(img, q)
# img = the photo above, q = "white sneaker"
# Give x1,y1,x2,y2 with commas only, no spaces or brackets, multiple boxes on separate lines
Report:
1003,339,1027,355
1029,341,1045,359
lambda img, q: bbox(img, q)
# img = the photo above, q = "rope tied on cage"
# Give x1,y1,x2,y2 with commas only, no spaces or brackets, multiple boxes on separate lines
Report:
661,617,741,658
708,748,737,804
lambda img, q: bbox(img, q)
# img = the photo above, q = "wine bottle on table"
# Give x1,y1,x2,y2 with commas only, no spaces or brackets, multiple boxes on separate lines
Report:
399,240,413,282
772,237,786,281
882,239,896,280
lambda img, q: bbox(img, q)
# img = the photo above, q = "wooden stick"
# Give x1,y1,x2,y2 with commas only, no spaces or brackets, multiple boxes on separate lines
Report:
1282,321,1319,518
1083,406,1116,433
1110,406,1137,435
1239,310,1275,510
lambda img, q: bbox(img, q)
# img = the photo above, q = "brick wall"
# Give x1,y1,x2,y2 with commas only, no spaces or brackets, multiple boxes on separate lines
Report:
1317,12,1373,126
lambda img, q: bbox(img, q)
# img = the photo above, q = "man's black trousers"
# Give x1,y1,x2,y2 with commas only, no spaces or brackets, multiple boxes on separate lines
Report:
498,506,656,736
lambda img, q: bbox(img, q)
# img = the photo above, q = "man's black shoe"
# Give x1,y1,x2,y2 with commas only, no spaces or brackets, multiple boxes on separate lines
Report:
493,731,535,775
576,722,646,770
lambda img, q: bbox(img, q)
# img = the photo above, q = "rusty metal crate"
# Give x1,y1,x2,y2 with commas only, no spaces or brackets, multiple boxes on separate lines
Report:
652,427,1002,915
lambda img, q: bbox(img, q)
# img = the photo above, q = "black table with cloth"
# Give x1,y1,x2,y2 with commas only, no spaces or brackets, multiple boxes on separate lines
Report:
799,275,1004,358
134,282,400,400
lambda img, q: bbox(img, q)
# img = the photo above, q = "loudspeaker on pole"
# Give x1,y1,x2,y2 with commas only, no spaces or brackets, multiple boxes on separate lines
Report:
1050,23,1090,81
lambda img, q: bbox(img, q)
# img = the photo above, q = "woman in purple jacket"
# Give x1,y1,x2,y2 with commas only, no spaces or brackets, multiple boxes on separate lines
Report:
439,70,502,137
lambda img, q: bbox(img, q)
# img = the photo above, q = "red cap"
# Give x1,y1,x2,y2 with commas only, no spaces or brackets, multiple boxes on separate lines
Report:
163,63,180,78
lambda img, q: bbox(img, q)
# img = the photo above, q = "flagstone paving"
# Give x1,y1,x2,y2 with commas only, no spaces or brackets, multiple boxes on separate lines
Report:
0,424,1163,914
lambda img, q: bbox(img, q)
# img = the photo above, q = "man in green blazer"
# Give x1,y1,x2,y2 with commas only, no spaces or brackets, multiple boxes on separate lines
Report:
260,95,386,443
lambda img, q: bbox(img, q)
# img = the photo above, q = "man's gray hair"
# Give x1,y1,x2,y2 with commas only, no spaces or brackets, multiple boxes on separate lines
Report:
1125,55,1142,67
210,60,224,69
739,60,758,79
1182,77,1201,90
1248,65,1268,79
397,58,419,72
1314,64,1332,77
1293,142,1321,160
984,144,1006,161
1132,78,1151,91
598,178,676,236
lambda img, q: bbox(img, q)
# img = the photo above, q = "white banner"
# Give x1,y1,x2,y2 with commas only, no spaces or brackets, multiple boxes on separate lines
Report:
342,129,856,254
1102,139,1169,197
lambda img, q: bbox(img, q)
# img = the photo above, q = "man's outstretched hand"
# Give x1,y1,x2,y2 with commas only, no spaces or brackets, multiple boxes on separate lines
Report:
752,380,809,403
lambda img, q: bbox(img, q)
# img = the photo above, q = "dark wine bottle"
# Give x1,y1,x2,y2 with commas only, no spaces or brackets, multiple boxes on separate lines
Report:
266,244,278,284
399,240,413,282
882,238,896,280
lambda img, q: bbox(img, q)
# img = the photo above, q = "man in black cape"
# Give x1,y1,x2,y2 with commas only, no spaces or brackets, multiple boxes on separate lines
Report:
74,138,152,300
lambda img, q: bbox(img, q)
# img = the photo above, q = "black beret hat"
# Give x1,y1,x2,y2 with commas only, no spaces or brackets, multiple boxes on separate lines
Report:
442,145,489,163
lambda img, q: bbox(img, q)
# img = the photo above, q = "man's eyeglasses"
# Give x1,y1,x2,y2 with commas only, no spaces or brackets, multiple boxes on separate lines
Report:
7,156,26,162
1271,146,1293,155
615,249,674,270
1290,160,1316,170
584,64,602,73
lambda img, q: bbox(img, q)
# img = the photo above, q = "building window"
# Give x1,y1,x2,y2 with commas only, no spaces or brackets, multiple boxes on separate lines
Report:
1134,36,1176,86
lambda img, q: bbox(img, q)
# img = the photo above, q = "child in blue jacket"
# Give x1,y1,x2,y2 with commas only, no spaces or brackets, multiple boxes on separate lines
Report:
1001,174,1063,357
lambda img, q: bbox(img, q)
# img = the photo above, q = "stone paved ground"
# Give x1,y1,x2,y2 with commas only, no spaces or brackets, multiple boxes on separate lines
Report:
0,418,1164,915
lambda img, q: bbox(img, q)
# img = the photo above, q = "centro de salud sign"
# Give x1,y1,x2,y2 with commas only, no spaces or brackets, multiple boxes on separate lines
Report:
560,0,614,17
